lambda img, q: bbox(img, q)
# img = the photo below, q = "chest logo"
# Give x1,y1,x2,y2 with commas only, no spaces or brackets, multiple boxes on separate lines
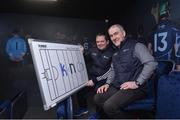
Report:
113,52,118,56
92,53,97,56
103,56,109,59
123,49,129,52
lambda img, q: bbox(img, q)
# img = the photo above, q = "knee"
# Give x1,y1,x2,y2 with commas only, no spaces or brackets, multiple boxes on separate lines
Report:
103,101,116,114
94,94,103,107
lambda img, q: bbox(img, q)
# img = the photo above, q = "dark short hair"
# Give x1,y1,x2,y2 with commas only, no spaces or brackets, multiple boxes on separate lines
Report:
96,32,108,41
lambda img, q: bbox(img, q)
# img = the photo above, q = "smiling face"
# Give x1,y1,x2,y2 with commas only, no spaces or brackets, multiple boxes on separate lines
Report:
108,25,126,47
96,35,109,50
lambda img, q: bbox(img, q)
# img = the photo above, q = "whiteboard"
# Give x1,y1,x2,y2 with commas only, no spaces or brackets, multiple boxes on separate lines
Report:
28,38,88,110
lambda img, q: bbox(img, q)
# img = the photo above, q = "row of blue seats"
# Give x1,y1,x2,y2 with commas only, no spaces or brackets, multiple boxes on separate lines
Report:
156,70,180,118
0,90,27,119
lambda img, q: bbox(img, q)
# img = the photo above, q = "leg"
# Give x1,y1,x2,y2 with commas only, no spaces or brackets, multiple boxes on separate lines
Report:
103,88,146,118
85,80,107,119
76,87,88,108
94,86,118,108
94,86,119,118
74,87,89,117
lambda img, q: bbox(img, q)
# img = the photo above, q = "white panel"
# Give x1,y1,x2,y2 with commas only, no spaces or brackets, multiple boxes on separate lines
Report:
71,50,81,87
28,39,88,110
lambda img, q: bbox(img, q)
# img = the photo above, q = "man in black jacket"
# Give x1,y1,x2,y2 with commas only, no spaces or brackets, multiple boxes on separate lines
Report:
85,33,114,89
74,33,114,117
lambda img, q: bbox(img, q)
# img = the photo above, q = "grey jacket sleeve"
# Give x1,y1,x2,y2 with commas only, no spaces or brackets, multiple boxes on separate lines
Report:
134,43,158,85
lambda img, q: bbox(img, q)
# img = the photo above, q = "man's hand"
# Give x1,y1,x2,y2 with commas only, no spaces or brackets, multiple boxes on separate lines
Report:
86,80,94,87
97,84,109,93
120,81,139,90
79,45,84,53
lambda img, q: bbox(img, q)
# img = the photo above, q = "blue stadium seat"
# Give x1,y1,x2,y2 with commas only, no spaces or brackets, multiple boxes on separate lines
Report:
0,90,27,119
124,76,156,111
0,100,11,119
124,60,174,118
156,71,180,119
156,60,175,76
10,91,27,119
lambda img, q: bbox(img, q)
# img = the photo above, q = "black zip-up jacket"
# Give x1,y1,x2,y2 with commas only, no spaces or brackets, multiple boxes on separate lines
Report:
84,46,114,84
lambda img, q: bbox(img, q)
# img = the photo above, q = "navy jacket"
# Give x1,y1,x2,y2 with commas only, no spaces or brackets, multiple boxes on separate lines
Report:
112,39,143,88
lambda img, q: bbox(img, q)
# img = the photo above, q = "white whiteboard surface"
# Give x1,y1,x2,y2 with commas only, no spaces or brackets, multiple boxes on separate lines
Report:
28,39,88,110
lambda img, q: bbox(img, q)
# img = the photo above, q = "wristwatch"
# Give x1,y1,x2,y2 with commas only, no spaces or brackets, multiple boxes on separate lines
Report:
135,80,141,87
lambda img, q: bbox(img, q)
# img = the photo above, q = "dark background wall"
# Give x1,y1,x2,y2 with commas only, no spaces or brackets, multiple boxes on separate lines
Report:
0,0,180,118
0,13,105,111
126,0,180,39
170,0,180,23
129,0,157,37
106,0,157,43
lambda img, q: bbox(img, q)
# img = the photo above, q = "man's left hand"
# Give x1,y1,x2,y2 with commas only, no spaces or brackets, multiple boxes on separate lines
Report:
120,81,139,90
86,80,95,87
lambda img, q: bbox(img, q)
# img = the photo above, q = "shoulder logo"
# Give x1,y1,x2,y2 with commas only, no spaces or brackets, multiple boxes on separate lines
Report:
159,25,165,29
123,49,129,52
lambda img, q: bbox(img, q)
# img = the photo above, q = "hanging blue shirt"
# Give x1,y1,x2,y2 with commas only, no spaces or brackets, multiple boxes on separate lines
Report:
6,36,27,62
151,19,180,65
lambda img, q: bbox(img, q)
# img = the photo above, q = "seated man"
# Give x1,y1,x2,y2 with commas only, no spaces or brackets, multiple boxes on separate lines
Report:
94,24,157,118
74,33,114,118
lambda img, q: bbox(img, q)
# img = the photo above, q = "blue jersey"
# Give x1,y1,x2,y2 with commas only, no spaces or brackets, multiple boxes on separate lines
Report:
6,36,27,61
151,19,180,65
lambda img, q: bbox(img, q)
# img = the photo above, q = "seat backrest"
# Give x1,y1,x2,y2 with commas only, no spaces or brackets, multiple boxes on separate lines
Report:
146,74,156,99
0,100,11,119
11,91,28,119
156,60,175,76
152,60,175,100
156,71,180,118
147,60,174,98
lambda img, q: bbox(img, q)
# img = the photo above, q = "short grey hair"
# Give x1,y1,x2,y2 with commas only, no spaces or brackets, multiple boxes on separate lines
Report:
108,24,125,32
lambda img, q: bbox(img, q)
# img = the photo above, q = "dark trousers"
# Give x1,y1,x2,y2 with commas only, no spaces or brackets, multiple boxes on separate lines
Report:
94,85,146,119
77,79,106,108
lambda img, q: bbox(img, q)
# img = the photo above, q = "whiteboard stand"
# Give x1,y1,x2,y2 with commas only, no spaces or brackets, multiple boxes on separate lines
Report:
56,96,73,119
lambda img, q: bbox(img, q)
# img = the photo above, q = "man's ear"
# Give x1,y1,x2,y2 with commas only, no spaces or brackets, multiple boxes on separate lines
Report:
123,31,126,37
107,40,109,45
